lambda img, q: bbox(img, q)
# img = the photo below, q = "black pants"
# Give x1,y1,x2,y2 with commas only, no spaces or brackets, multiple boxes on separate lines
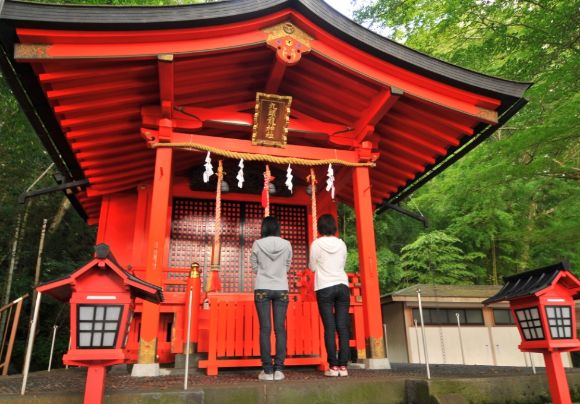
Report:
254,289,289,373
316,284,350,367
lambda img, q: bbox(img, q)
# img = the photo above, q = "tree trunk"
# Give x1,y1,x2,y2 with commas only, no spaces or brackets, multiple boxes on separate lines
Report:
48,197,71,235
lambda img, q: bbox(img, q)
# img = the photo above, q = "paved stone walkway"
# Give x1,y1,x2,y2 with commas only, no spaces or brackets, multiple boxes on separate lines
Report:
0,363,555,396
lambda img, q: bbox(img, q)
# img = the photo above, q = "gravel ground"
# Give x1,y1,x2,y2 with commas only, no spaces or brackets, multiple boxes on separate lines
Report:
1,363,572,397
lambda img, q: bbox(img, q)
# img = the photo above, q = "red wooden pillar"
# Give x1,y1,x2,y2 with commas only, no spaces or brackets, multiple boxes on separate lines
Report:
352,165,385,360
84,365,106,404
137,145,173,366
544,351,572,404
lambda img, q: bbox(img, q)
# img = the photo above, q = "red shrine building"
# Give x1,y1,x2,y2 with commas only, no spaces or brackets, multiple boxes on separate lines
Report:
0,0,530,375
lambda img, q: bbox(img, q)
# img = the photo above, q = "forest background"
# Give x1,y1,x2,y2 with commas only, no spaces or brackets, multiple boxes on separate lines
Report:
0,0,577,371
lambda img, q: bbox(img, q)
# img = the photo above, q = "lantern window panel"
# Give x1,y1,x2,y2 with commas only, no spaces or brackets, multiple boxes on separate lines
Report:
546,305,573,339
515,307,544,341
77,304,123,349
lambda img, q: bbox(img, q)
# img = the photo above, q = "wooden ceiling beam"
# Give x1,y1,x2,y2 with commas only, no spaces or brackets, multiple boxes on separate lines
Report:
158,54,175,118
89,165,153,185
385,114,461,146
382,126,448,156
65,122,138,140
146,130,362,164
84,159,151,177
394,102,474,136
372,169,408,188
375,161,416,181
310,41,499,123
142,105,354,146
79,151,152,170
54,93,159,114
380,151,424,173
71,136,137,152
15,30,266,60
353,87,403,143
380,139,436,165
47,79,156,100
39,64,156,84
60,108,140,129
264,55,287,93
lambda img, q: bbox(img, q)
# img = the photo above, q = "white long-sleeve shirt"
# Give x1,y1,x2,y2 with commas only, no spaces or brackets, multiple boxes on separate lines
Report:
309,236,348,291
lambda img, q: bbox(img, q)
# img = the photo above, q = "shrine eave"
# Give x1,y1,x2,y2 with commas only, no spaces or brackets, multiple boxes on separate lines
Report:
1,0,531,105
0,0,533,223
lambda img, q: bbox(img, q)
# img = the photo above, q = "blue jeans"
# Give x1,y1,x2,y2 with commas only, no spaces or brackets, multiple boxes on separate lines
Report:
316,284,350,367
254,289,289,373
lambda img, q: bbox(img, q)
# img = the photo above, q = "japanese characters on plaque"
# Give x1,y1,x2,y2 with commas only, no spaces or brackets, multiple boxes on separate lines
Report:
252,92,292,148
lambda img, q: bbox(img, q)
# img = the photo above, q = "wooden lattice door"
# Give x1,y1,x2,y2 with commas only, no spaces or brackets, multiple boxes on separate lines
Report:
169,198,308,293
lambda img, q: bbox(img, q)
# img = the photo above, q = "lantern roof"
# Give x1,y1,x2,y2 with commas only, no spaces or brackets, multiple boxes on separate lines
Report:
483,262,579,305
0,0,532,223
36,244,164,303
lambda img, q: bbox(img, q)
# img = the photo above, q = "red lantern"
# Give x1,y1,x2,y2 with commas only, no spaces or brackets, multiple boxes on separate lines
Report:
36,244,163,404
484,262,580,404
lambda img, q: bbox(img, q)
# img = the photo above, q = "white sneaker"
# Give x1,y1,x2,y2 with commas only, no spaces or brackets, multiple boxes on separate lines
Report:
338,366,348,377
324,366,339,377
274,370,285,380
258,370,274,381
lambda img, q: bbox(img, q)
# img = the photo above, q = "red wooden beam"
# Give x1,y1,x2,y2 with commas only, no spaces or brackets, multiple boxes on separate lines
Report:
60,108,140,129
54,93,159,114
380,139,436,165
146,130,362,164
382,126,447,156
39,64,156,84
309,41,499,123
353,87,402,143
264,55,287,93
372,169,408,188
65,122,138,140
394,101,474,136
380,151,424,173
142,105,353,146
76,142,146,161
46,79,156,100
79,151,153,170
157,54,174,118
84,159,150,177
89,165,153,185
385,115,461,146
15,30,267,60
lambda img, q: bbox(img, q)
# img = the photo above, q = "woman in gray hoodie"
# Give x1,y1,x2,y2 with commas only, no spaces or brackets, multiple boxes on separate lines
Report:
251,216,292,381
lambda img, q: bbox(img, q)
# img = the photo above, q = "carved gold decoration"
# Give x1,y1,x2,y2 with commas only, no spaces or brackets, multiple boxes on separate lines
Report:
263,22,313,65
252,92,292,148
14,44,50,60
369,336,386,358
476,107,498,123
357,348,367,360
137,338,158,364
190,262,200,278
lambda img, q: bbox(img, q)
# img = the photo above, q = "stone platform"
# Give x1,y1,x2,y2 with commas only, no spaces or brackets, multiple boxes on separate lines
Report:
1,364,578,403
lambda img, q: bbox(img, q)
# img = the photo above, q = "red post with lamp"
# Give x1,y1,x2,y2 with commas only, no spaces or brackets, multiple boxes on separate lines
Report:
36,244,163,404
483,262,580,404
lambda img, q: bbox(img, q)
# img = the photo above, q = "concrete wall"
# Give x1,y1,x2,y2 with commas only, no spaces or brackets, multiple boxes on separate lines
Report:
407,326,572,367
382,302,408,363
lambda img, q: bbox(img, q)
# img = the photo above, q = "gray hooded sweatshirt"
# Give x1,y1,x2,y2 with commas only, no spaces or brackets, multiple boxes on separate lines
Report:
251,236,292,290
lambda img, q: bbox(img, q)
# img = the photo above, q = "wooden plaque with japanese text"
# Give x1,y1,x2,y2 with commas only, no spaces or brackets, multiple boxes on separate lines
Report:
252,92,292,148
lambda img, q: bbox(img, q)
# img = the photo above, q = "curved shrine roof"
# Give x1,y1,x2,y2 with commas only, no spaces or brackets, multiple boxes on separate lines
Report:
0,0,531,223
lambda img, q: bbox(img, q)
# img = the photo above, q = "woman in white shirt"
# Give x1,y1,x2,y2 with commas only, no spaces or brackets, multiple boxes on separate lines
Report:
309,214,349,377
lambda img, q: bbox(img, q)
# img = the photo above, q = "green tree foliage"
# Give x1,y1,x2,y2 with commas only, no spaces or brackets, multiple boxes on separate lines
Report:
353,0,579,289
400,231,480,285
